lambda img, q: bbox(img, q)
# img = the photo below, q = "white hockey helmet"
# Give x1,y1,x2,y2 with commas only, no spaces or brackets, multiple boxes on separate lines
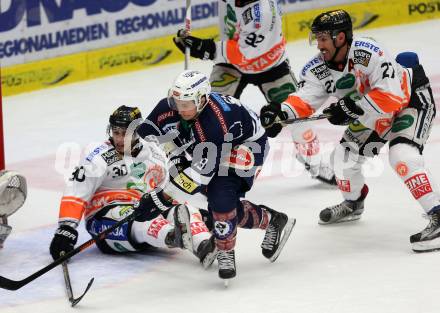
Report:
168,70,211,113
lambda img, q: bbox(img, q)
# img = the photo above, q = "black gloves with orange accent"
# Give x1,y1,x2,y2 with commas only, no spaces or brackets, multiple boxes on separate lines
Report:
173,29,216,60
323,96,364,125
260,101,288,138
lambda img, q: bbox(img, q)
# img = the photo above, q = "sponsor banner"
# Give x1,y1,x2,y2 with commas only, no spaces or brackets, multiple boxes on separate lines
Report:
0,0,219,66
3,0,440,96
1,52,87,95
279,0,365,13
2,26,217,96
282,0,440,42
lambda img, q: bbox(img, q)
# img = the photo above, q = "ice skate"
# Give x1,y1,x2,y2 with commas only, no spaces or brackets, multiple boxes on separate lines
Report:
410,207,440,252
196,235,218,269
319,185,368,225
217,249,236,287
260,206,296,262
166,205,192,249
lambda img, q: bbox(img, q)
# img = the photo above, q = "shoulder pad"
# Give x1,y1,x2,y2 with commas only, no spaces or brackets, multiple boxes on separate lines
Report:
352,38,384,55
301,56,325,77
84,144,108,162
235,0,258,8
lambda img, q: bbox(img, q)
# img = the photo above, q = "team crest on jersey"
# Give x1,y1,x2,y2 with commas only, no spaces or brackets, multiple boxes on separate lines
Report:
353,49,372,67
101,149,121,166
310,64,330,80
130,162,147,179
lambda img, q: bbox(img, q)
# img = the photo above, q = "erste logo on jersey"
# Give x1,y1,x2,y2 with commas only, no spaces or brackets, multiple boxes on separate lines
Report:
301,57,322,76
354,40,383,54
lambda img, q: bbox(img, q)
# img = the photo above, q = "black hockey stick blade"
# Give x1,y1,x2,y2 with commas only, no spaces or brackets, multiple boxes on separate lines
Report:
61,253,95,307
70,277,94,307
0,210,138,291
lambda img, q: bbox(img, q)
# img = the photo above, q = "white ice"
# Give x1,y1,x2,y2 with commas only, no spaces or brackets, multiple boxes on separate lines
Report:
2,19,440,313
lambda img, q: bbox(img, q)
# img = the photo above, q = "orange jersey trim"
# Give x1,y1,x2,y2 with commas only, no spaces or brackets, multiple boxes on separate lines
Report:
85,189,143,219
367,72,410,113
226,38,286,72
59,196,86,221
284,95,315,118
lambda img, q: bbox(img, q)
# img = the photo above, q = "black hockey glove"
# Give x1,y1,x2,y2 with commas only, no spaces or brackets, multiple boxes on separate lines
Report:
134,190,174,222
49,225,78,260
169,154,191,173
260,101,288,138
323,96,364,125
173,29,216,60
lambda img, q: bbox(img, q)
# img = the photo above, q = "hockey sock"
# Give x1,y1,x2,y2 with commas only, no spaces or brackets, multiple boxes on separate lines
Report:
237,200,270,230
212,210,237,251
131,215,173,248
389,143,440,213
331,143,366,201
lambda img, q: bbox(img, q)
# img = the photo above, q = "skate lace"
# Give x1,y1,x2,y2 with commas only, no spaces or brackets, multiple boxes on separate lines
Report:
261,224,277,250
331,203,353,218
218,251,235,270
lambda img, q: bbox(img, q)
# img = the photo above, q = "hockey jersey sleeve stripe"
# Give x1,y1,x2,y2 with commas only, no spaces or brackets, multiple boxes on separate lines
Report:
283,95,315,118
365,89,406,113
225,38,286,73
59,198,86,221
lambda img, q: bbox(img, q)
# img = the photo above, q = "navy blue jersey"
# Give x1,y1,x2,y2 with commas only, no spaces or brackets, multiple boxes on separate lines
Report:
137,92,267,201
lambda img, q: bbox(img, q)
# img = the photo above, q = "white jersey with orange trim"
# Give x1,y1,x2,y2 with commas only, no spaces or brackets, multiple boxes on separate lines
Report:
282,36,412,135
214,0,287,74
58,140,167,226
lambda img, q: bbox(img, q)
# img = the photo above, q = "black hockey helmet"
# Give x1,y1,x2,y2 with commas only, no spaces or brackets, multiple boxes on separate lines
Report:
310,9,353,44
109,105,142,129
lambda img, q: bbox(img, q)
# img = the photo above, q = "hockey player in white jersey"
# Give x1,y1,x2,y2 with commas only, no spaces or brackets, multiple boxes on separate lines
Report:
260,9,440,252
0,170,27,249
172,0,335,185
49,106,216,266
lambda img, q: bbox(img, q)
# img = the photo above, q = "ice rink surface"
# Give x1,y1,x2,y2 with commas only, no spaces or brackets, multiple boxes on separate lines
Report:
2,19,440,313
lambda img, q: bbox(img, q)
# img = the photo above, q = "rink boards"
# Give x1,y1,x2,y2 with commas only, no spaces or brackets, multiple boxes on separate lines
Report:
1,0,439,96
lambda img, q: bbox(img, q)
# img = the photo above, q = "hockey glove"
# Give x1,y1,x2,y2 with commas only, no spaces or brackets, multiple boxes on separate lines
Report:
134,190,174,222
49,225,78,260
173,29,216,60
260,101,288,138
323,96,364,125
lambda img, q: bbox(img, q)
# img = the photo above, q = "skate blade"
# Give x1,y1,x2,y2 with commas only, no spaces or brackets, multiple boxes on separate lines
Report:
318,214,361,225
223,279,230,288
177,206,193,250
202,247,218,269
412,236,440,253
269,218,296,263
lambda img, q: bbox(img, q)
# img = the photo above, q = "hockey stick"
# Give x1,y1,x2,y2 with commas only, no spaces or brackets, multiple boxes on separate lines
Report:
281,113,330,125
0,211,139,291
61,252,94,307
184,0,191,70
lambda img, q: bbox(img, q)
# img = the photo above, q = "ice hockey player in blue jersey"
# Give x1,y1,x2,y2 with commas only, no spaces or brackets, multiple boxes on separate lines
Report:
137,70,296,284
